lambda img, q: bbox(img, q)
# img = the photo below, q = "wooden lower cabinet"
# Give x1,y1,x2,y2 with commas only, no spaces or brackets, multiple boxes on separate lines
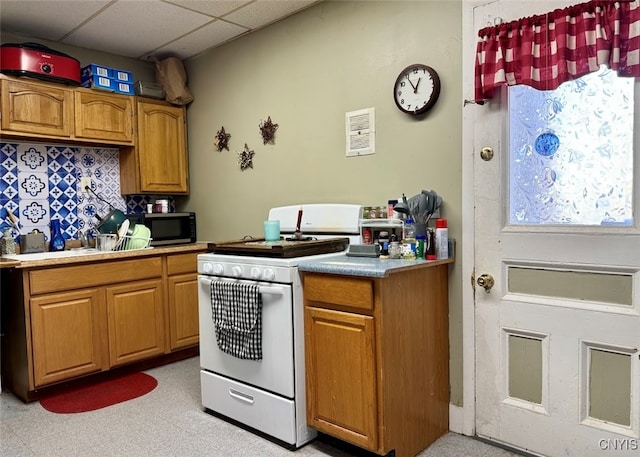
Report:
167,273,199,350
1,248,205,401
167,253,200,350
30,288,107,386
305,307,377,450
106,279,165,366
303,265,450,457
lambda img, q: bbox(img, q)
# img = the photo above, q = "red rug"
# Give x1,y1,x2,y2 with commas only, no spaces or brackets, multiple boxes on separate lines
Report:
40,372,158,414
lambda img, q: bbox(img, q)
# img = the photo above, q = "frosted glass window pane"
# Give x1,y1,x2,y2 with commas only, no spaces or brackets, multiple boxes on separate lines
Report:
508,66,634,226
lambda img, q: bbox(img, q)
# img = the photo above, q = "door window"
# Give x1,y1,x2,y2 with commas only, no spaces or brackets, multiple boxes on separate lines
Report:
508,65,634,226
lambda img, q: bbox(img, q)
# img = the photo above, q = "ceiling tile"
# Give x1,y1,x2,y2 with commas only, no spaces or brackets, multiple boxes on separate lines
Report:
163,0,254,18
148,19,248,60
0,0,111,41
61,0,213,58
224,0,318,29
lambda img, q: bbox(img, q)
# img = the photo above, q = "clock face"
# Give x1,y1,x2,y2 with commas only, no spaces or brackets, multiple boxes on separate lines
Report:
394,64,440,115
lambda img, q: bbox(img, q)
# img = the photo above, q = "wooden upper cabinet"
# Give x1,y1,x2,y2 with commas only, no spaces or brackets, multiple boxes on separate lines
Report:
120,98,189,195
0,76,133,145
0,77,73,138
74,90,133,144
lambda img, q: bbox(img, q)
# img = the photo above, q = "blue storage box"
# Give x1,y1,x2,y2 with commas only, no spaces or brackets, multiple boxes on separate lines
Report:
113,80,134,95
112,68,133,83
81,63,112,79
81,75,114,92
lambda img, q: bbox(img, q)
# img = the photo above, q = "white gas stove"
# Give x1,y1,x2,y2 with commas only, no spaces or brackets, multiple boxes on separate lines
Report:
197,204,361,448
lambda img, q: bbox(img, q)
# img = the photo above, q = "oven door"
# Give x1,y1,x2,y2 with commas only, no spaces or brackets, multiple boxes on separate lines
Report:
198,276,295,398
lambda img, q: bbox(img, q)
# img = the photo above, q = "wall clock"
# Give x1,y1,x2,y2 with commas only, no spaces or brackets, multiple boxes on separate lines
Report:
393,64,441,115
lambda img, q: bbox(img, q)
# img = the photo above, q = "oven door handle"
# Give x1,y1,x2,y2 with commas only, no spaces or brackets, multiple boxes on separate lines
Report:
200,278,284,296
258,286,284,295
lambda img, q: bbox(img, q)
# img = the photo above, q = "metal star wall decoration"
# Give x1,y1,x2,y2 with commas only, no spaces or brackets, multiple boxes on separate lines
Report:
214,126,231,151
259,116,279,145
238,143,255,170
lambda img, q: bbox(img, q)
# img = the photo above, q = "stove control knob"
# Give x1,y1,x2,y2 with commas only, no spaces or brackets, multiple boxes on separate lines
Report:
202,262,214,274
262,268,275,281
231,266,243,277
250,267,262,279
212,264,224,275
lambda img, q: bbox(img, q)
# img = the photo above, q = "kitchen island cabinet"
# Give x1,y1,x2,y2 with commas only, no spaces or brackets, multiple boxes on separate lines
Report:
300,256,452,457
119,98,189,195
1,244,206,402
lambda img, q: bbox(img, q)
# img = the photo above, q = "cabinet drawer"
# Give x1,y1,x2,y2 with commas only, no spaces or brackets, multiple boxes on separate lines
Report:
29,257,162,295
167,252,199,276
303,274,374,311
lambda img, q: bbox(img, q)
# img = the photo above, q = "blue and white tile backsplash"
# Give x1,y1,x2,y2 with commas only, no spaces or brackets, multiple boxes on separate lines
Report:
1,141,173,246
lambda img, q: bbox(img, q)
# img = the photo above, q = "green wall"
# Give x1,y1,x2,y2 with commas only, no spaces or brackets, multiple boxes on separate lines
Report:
183,0,464,405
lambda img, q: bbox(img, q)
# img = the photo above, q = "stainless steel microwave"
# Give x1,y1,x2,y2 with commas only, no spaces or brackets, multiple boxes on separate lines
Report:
126,212,196,246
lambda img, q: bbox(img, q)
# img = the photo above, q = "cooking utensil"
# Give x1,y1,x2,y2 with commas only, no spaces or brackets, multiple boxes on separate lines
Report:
95,208,128,234
6,209,24,235
85,185,135,235
393,194,411,217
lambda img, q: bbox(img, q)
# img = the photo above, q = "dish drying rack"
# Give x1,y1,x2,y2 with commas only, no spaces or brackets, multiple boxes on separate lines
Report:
113,235,152,251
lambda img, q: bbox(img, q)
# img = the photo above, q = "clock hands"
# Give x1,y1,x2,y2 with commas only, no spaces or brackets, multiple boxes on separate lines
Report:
406,75,417,92
406,76,422,94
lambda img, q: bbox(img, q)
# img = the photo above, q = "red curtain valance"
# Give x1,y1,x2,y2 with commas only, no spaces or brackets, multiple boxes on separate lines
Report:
474,0,640,102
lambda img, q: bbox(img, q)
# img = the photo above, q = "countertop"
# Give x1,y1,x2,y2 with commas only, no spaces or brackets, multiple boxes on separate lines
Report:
0,242,209,269
298,253,454,278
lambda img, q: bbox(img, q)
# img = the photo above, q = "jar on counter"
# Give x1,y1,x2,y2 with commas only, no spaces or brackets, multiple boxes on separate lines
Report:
389,241,401,259
1,229,16,255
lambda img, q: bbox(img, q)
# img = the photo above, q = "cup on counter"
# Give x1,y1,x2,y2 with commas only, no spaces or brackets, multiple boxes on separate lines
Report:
263,220,281,242
96,234,117,251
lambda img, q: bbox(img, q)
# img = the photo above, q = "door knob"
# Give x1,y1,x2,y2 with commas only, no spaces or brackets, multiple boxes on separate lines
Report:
476,274,495,292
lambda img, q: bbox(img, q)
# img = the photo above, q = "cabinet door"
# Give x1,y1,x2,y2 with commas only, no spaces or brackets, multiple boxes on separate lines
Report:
167,272,199,350
106,279,165,367
305,306,378,450
30,288,107,386
136,100,188,193
74,91,133,143
1,78,73,137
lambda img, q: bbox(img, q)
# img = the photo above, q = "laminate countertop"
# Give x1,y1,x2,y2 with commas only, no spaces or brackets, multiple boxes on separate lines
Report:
1,242,209,269
298,253,454,278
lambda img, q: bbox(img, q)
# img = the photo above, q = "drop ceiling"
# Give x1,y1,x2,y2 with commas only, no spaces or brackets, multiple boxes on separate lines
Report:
0,0,320,61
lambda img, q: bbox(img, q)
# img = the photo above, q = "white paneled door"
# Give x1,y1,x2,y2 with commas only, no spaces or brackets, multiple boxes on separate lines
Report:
472,2,640,456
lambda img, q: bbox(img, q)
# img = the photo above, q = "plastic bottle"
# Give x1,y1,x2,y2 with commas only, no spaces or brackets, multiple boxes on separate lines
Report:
416,234,426,259
49,218,66,252
402,218,416,259
426,227,436,260
435,218,448,259
378,231,389,258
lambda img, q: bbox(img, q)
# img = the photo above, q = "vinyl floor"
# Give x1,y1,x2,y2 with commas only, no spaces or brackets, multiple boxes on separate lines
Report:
1,357,522,457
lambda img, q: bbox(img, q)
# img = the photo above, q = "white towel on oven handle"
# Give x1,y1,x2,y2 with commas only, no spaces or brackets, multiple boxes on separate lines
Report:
210,280,262,361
